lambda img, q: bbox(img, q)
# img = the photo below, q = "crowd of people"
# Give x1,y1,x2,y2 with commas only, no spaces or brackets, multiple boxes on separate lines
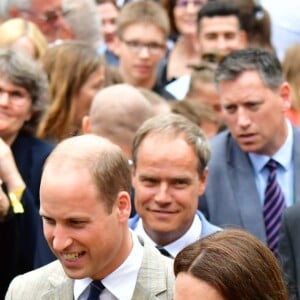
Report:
0,0,299,299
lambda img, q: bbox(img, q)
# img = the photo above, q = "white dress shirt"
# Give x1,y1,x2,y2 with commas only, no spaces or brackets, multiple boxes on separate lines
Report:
134,214,202,258
248,120,294,207
74,231,144,300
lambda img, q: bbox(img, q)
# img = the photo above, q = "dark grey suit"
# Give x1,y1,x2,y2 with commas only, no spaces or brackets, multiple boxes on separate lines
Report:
278,203,300,300
200,127,300,242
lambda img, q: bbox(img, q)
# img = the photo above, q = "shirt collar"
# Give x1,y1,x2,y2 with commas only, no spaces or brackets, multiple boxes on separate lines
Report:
248,119,293,172
135,214,202,258
74,231,144,300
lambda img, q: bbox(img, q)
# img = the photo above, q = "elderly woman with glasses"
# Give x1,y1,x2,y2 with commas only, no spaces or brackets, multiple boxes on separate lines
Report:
2,0,73,42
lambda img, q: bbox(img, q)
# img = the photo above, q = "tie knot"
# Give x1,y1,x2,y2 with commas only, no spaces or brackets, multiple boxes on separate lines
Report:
91,280,104,291
156,245,172,258
88,280,105,300
265,159,278,171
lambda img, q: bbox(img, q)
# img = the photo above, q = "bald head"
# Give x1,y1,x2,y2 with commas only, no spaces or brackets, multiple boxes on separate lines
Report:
41,134,131,210
44,134,116,167
82,84,154,158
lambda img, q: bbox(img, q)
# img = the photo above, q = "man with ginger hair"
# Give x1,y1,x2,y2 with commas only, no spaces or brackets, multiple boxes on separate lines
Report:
6,135,174,300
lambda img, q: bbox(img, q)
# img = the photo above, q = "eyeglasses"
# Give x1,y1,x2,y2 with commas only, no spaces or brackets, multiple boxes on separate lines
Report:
20,7,71,24
121,39,165,56
176,0,205,8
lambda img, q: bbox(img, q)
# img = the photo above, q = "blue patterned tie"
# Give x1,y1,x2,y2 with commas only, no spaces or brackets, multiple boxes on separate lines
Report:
263,159,286,254
156,245,173,258
87,280,105,300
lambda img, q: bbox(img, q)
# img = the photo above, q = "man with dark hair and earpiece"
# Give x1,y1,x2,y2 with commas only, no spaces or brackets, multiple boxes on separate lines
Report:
200,48,300,255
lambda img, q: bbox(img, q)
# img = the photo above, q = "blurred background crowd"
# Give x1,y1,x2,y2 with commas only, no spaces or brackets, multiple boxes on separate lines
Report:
0,0,299,299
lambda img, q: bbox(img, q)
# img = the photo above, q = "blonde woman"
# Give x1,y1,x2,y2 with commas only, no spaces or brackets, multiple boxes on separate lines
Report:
0,18,48,59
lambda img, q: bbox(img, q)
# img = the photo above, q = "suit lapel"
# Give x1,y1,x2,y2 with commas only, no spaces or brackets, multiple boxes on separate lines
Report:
227,137,266,241
225,127,300,243
132,282,160,300
292,127,300,204
132,241,171,300
41,264,74,300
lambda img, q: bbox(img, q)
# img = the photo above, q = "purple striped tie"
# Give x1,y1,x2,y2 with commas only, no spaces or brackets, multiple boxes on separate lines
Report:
263,159,286,254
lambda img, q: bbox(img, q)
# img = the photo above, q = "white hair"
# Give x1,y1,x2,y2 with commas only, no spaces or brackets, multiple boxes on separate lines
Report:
63,0,103,48
0,0,31,19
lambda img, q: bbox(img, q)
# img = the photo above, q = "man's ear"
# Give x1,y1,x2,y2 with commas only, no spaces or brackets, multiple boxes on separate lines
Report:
239,30,248,48
279,82,292,112
198,167,208,196
115,191,131,221
8,8,21,18
82,116,91,134
157,42,167,61
131,165,137,187
113,37,121,56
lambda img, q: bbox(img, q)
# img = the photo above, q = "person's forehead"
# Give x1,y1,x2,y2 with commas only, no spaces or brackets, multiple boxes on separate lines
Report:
122,23,166,41
139,131,190,151
98,2,118,16
43,160,94,187
135,133,199,172
221,70,264,87
218,71,270,101
0,76,29,93
200,15,240,32
31,0,62,11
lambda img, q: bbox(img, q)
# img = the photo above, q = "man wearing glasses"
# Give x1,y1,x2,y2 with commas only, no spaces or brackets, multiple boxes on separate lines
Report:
3,0,73,42
115,0,175,100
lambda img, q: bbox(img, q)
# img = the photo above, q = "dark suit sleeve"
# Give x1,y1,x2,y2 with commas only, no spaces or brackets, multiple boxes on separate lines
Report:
278,214,299,300
11,134,56,266
198,194,210,220
0,189,41,298
0,134,56,298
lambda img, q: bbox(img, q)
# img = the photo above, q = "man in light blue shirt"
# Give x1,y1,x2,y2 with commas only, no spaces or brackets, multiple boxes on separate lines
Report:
129,113,220,258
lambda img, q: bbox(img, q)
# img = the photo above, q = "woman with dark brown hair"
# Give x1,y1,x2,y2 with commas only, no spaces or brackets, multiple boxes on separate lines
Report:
174,229,288,300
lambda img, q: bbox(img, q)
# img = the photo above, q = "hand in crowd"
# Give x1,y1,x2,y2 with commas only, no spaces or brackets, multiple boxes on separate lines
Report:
0,138,25,193
0,179,10,220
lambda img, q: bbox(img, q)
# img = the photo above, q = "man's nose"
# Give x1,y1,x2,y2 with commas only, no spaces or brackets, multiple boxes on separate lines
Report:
139,45,151,58
237,108,251,128
0,92,10,106
51,225,72,252
154,183,172,204
216,36,227,52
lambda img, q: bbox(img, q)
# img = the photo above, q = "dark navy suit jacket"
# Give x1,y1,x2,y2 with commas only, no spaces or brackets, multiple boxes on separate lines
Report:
0,132,55,298
278,203,300,300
